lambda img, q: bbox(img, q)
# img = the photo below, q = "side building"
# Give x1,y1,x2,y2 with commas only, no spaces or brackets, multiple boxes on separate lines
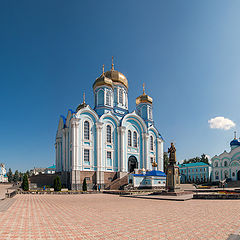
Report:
0,164,8,183
211,136,240,182
55,62,164,190
178,162,210,183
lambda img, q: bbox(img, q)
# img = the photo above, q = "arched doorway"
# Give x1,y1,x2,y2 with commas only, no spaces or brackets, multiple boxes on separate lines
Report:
128,155,138,173
237,171,240,180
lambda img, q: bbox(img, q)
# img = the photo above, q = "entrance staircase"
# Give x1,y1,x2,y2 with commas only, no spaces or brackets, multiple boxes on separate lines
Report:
226,180,240,188
105,174,129,190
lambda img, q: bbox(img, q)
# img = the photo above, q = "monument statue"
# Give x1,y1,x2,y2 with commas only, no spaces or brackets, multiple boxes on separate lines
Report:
168,142,176,163
166,142,180,193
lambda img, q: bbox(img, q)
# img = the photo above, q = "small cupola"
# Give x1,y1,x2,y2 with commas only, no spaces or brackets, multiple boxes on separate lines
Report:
136,83,153,105
230,131,240,150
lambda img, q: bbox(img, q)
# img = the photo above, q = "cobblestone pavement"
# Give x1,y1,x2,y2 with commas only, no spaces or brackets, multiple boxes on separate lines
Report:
0,194,240,240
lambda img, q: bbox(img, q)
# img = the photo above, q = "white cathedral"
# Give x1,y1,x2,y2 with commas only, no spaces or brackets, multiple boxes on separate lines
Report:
211,133,240,182
55,60,164,190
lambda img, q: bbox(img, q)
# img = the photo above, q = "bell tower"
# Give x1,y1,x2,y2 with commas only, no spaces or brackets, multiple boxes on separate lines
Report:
136,83,153,127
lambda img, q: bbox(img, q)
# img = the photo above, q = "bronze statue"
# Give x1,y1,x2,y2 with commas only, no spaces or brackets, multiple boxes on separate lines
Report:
168,142,176,163
166,142,180,192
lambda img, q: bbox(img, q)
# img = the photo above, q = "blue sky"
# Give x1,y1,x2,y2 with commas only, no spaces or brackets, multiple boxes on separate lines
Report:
1,1,240,171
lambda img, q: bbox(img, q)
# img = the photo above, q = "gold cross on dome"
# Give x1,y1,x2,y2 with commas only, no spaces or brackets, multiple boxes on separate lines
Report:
102,64,105,76
111,56,114,70
83,92,85,103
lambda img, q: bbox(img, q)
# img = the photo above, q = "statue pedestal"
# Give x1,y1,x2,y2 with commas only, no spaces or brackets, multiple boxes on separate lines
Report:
166,163,181,193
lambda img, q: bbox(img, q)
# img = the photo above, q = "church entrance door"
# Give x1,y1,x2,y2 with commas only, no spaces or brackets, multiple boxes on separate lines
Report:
128,156,138,173
237,171,240,181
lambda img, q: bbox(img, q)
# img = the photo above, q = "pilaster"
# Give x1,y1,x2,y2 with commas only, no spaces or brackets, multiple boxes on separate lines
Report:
62,129,66,171
119,126,126,172
143,133,149,170
71,121,79,171
96,122,104,185
157,138,163,171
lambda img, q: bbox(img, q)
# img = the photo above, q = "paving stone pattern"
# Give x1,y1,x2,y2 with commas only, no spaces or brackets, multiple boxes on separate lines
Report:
0,194,240,239
0,198,16,212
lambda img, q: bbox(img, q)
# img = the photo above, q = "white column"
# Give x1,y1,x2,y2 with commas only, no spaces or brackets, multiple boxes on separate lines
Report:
75,122,79,170
96,122,104,185
119,126,126,172
117,127,121,172
142,133,145,170
96,122,103,171
62,129,66,171
66,130,69,171
157,138,163,171
143,133,149,170
71,122,77,171
55,143,58,171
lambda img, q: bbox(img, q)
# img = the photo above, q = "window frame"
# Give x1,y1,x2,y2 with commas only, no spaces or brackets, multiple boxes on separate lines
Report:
128,130,132,147
106,91,111,106
119,88,123,104
106,125,112,144
150,135,154,151
84,121,90,140
84,149,90,162
133,131,137,148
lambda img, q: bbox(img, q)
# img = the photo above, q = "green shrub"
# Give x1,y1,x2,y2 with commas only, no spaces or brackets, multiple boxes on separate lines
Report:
53,176,62,191
82,178,87,191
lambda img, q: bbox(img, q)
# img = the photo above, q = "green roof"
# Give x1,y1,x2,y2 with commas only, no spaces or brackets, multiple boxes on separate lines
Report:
47,164,56,169
178,162,209,168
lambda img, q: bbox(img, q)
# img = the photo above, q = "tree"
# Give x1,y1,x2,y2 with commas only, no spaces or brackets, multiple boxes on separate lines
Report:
182,154,209,165
82,178,87,191
163,152,169,174
7,168,13,183
13,170,19,183
54,176,62,191
200,154,209,164
22,174,29,191
26,170,30,177
19,172,23,181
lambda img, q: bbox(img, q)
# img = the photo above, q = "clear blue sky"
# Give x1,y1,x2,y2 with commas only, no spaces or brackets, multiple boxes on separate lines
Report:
1,1,240,172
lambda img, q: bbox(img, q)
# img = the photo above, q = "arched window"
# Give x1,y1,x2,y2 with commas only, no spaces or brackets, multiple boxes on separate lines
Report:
224,161,228,167
224,170,228,179
214,162,218,167
106,91,111,106
128,130,132,147
149,107,152,119
133,131,137,147
215,171,219,180
107,125,112,143
98,90,104,106
150,136,153,151
84,121,90,140
119,89,123,104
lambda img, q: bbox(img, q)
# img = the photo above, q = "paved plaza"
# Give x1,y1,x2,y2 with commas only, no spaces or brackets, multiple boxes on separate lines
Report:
0,194,240,239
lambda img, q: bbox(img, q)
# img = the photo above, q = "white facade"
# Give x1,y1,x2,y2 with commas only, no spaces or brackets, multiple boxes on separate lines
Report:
0,164,8,183
55,64,164,189
211,138,240,182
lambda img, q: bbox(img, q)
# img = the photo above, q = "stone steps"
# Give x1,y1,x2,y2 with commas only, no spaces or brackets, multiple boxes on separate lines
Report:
105,174,129,190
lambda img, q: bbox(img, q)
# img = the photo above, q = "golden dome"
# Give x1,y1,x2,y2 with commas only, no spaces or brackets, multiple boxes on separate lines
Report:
104,70,128,89
136,83,153,105
93,75,113,89
93,58,128,89
93,64,113,89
